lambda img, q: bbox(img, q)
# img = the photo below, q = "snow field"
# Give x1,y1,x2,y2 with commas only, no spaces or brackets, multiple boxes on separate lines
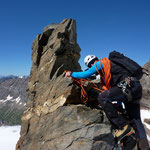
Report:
141,109,150,141
0,126,21,150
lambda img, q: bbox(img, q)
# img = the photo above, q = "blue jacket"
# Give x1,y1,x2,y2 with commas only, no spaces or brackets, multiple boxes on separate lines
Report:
71,61,104,79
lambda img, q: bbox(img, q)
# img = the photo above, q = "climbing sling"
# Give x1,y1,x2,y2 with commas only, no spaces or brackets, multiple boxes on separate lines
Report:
95,57,111,90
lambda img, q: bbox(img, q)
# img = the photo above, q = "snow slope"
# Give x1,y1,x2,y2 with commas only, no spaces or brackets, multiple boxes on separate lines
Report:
141,109,150,141
0,126,21,150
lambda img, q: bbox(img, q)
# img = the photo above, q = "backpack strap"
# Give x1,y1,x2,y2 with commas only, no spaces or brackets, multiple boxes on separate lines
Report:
95,57,111,90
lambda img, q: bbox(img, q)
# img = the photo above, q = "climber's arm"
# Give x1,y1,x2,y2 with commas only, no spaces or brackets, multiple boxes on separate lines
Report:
71,61,103,79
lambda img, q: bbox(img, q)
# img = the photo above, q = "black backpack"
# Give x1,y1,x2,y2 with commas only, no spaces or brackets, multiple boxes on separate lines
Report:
109,51,143,80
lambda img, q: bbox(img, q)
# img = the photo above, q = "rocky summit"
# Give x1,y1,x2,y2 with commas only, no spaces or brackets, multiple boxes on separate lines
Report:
16,19,150,150
16,19,115,150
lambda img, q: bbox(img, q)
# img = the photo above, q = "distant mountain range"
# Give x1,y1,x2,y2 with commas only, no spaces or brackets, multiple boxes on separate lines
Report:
0,75,28,79
0,75,28,125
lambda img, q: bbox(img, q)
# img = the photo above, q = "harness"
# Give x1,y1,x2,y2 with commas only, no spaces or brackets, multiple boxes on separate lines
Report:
71,57,111,103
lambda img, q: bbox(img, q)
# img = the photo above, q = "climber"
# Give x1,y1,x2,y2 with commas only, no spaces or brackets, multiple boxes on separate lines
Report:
65,51,150,150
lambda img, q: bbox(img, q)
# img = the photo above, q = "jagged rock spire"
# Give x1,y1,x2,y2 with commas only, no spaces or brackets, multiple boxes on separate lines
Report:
16,19,115,150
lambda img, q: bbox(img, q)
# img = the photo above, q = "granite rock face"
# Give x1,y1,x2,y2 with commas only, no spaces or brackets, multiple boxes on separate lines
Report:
17,105,115,150
16,19,116,150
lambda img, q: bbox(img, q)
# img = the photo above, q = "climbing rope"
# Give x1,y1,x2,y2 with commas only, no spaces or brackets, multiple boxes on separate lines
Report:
71,77,103,103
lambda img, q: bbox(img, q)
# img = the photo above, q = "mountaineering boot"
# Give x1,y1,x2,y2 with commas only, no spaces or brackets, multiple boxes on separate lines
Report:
113,124,133,141
120,130,136,150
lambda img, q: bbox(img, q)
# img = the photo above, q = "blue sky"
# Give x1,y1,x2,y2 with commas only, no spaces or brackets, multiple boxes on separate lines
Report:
0,0,150,76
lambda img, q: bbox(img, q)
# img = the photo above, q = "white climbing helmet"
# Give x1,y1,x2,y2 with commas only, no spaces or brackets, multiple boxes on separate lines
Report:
84,55,98,67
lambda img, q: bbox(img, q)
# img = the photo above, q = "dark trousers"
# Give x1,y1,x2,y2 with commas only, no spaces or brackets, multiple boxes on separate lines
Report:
97,82,147,141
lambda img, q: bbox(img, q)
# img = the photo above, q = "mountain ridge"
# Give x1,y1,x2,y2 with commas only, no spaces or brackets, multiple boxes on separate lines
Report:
0,76,28,125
